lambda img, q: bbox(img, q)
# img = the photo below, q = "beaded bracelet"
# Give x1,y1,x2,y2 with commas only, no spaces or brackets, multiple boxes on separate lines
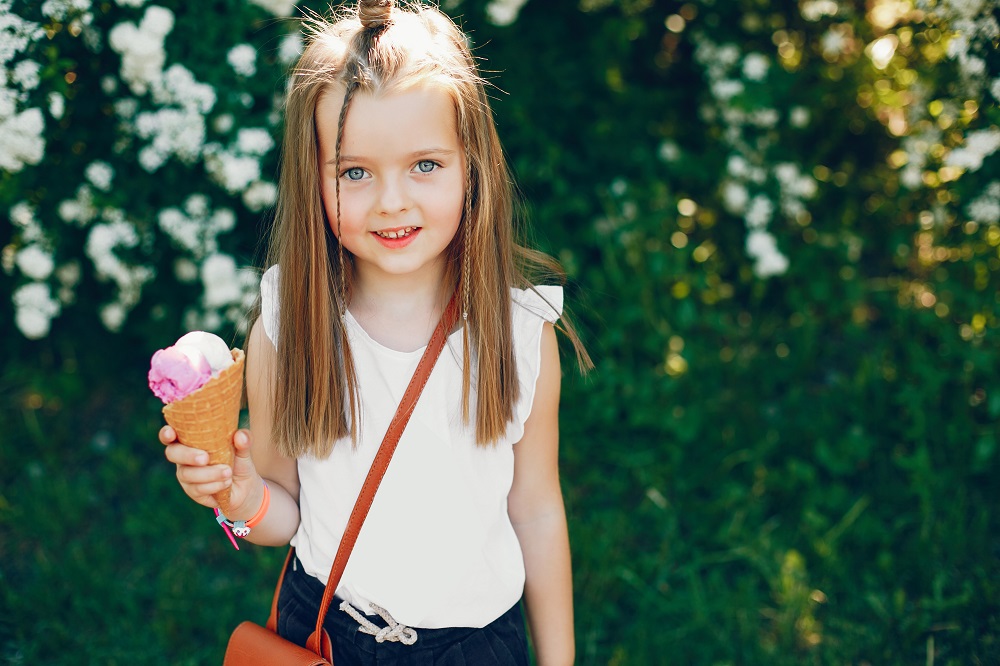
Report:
214,481,270,550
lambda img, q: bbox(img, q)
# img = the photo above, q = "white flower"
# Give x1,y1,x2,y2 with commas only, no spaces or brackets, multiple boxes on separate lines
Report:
205,151,261,193
135,106,207,165
900,164,923,189
742,53,769,81
754,248,790,278
40,0,92,21
154,65,215,114
85,217,155,323
821,28,848,58
15,245,55,280
85,161,115,191
658,140,680,163
214,113,234,134
108,6,174,95
486,0,529,26
175,257,198,282
945,128,1000,171
967,197,1000,225
960,56,986,77
12,60,41,90
944,0,985,20
138,146,166,172
727,155,750,178
966,181,1000,224
278,31,303,63
100,302,127,331
10,201,34,226
716,44,740,67
711,79,744,100
184,194,209,218
991,77,1000,101
248,0,297,16
211,208,236,233
745,230,789,278
115,0,147,6
158,207,201,254
0,107,44,172
57,185,98,226
242,180,277,212
790,106,810,128
13,282,61,339
774,163,817,198
236,128,275,156
722,181,749,214
48,92,65,120
745,194,774,229
56,261,81,288
228,44,257,77
113,97,137,119
801,0,840,21
201,253,242,308
0,6,44,70
751,108,779,128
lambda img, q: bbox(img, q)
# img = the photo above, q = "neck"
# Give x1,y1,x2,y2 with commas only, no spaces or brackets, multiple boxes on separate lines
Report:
348,264,453,348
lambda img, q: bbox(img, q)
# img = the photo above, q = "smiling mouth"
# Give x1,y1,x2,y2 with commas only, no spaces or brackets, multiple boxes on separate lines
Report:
373,227,419,239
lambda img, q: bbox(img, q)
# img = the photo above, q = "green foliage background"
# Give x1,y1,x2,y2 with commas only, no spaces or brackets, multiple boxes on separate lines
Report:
2,0,998,664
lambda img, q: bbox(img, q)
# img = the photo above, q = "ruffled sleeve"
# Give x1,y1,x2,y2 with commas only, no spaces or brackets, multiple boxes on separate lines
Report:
260,265,280,349
508,286,563,443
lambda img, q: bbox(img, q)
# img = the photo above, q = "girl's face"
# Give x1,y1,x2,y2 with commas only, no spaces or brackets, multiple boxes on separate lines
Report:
316,85,465,291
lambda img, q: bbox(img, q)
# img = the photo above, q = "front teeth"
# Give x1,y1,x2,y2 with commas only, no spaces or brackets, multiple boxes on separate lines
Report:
375,227,415,239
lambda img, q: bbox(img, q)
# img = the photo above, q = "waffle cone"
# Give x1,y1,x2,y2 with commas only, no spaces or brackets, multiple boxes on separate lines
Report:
163,348,245,516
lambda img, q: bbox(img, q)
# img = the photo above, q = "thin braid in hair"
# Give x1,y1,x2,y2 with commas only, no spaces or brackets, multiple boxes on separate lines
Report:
334,79,359,317
460,110,474,421
334,78,361,441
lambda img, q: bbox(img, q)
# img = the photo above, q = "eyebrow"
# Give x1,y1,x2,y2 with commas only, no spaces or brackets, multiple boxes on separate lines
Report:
330,148,457,164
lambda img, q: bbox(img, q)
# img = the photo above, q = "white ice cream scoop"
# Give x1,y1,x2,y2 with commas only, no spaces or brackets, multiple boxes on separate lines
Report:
175,331,235,374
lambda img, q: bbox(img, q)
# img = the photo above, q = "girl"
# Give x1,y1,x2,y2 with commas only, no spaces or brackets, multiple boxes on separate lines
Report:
160,1,589,664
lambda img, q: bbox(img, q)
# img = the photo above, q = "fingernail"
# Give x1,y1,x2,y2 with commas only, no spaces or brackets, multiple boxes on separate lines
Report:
222,468,232,478
196,454,208,464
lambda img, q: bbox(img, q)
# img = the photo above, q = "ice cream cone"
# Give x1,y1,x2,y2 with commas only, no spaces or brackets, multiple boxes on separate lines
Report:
163,348,245,515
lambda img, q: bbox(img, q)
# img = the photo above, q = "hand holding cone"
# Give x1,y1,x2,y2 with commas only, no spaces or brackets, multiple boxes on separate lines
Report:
150,332,245,516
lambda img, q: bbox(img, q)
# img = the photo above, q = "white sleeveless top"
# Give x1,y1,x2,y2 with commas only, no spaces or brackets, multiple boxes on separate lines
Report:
259,266,562,629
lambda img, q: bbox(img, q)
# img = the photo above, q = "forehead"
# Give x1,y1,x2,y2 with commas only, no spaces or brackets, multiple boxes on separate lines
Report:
315,85,460,159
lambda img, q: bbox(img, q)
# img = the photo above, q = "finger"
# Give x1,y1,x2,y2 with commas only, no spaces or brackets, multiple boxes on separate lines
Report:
177,464,232,487
231,429,256,479
182,478,233,501
164,443,210,466
159,425,177,445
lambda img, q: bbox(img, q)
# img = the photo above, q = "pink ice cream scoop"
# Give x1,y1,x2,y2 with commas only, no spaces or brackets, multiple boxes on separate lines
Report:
148,345,212,404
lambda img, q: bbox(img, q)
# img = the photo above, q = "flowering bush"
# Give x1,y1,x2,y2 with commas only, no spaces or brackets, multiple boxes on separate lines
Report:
0,0,300,340
1,0,998,663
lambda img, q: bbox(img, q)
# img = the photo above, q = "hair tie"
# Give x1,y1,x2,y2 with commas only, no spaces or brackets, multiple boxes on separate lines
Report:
359,0,393,29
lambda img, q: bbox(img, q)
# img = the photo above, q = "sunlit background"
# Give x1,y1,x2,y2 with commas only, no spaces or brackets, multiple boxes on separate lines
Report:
2,0,998,663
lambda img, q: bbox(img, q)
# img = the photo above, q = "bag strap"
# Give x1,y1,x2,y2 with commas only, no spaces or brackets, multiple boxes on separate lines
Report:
299,291,460,656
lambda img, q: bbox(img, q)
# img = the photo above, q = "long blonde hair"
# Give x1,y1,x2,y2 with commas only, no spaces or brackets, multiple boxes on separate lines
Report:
265,0,590,458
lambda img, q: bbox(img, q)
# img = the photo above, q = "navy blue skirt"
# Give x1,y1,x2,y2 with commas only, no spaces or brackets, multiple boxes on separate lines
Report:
276,557,530,665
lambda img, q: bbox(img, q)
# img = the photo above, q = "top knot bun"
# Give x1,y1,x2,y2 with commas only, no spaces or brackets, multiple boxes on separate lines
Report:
359,0,393,29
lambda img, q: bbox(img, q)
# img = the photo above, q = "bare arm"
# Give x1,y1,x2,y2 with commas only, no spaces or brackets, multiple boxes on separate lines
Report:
508,323,575,666
161,317,300,546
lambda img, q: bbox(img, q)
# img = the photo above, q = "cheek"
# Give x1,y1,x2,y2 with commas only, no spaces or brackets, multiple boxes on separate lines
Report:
320,179,361,236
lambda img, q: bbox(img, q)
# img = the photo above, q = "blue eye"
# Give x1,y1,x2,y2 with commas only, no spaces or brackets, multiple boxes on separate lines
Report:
416,160,437,173
344,167,365,181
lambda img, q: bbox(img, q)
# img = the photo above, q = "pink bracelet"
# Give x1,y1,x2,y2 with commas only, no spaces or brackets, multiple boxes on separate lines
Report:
214,482,270,549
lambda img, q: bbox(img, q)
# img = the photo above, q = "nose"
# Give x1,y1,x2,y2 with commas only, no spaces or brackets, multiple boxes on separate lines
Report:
375,174,411,216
